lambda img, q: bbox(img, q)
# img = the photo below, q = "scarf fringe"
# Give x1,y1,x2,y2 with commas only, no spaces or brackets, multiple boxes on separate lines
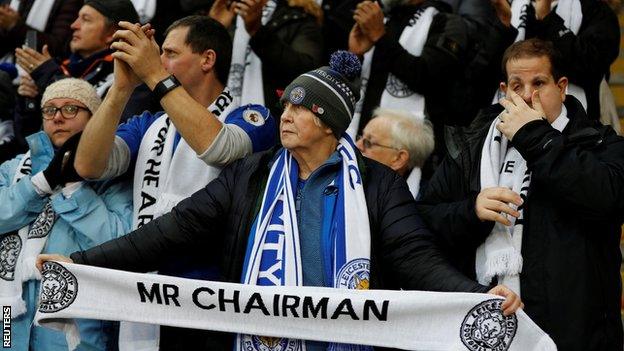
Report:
482,248,523,283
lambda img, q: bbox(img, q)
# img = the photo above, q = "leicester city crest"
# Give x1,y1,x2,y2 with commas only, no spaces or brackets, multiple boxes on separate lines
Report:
28,202,55,239
242,334,299,351
39,261,78,313
243,108,266,127
289,87,306,105
337,258,370,290
460,299,517,351
385,74,414,98
0,233,22,281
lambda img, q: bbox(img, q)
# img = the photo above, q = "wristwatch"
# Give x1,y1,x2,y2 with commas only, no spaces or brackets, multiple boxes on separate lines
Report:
152,75,181,101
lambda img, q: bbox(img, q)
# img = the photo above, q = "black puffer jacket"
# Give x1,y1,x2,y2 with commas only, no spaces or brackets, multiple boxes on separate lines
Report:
71,148,489,350
417,97,624,351
249,1,323,116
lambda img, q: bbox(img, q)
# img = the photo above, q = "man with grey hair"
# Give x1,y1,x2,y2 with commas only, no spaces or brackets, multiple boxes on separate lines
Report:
356,107,434,198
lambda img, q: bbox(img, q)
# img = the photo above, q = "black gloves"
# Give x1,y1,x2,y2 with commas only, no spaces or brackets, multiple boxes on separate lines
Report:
42,132,83,189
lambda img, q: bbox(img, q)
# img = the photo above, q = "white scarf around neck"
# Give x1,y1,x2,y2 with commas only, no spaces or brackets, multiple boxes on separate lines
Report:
476,107,569,294
10,0,54,32
122,88,236,351
348,6,437,138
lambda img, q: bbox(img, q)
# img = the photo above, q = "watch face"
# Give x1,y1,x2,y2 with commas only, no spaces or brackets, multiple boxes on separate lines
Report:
163,78,177,89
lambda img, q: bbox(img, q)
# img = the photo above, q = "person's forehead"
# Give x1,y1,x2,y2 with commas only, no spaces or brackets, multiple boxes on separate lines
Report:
43,97,85,107
80,5,106,20
506,56,553,80
366,116,390,137
163,26,190,48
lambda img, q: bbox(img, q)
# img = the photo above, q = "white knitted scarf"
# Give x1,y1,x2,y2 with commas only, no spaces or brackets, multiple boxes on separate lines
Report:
227,1,277,108
122,88,235,350
476,109,569,294
10,0,54,32
348,6,437,138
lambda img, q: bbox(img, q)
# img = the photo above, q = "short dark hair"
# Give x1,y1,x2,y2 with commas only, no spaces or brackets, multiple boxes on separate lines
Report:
164,16,232,84
501,38,564,82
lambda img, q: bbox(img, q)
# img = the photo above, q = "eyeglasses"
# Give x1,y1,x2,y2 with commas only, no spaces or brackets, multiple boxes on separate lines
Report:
41,105,89,120
356,134,399,151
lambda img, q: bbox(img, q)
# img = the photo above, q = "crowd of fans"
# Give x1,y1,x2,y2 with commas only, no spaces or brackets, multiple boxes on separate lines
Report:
0,0,623,350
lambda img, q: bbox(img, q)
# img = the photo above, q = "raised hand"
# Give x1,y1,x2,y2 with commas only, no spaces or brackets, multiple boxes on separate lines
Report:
15,45,52,73
17,73,38,98
210,0,237,28
353,1,385,43
348,23,374,56
490,0,511,27
534,0,553,20
233,0,268,36
497,89,545,140
110,22,167,90
43,132,84,189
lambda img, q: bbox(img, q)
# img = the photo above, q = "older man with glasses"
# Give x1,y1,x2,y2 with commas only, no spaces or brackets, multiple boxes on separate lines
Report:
356,108,435,198
0,78,132,351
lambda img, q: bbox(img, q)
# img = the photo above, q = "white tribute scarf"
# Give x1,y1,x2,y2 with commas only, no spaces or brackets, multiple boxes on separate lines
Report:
131,88,236,229
476,109,569,294
238,136,371,351
347,6,437,138
35,261,557,351
130,0,157,23
0,151,56,318
495,0,586,109
123,88,235,350
227,1,277,108
10,0,54,32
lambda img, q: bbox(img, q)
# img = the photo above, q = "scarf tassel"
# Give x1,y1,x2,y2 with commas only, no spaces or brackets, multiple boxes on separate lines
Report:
482,248,523,282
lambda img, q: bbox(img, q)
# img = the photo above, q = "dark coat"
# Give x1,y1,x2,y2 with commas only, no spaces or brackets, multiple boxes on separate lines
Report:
249,1,324,116
71,148,489,350
417,97,624,351
358,1,472,131
14,50,157,151
525,0,620,120
0,0,81,58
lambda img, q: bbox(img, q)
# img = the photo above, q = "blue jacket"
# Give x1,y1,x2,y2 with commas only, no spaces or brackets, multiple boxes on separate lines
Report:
0,131,133,351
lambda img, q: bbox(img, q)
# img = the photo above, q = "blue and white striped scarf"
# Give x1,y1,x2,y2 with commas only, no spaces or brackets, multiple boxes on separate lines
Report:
237,136,372,351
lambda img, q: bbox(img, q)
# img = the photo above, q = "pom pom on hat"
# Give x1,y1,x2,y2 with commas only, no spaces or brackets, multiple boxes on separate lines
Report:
329,50,361,81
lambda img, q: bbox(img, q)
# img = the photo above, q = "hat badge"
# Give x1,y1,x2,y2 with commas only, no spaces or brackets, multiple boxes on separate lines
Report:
290,87,306,104
312,104,324,115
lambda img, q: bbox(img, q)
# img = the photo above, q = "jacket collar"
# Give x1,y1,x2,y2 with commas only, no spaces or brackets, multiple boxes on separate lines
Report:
25,131,54,173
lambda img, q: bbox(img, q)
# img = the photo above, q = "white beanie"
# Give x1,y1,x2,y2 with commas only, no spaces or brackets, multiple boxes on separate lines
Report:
41,78,101,114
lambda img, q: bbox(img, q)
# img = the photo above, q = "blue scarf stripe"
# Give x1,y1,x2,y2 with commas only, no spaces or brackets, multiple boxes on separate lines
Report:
240,140,372,351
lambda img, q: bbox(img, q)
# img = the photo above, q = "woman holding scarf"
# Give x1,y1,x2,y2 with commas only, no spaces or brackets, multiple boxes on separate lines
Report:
0,78,132,351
